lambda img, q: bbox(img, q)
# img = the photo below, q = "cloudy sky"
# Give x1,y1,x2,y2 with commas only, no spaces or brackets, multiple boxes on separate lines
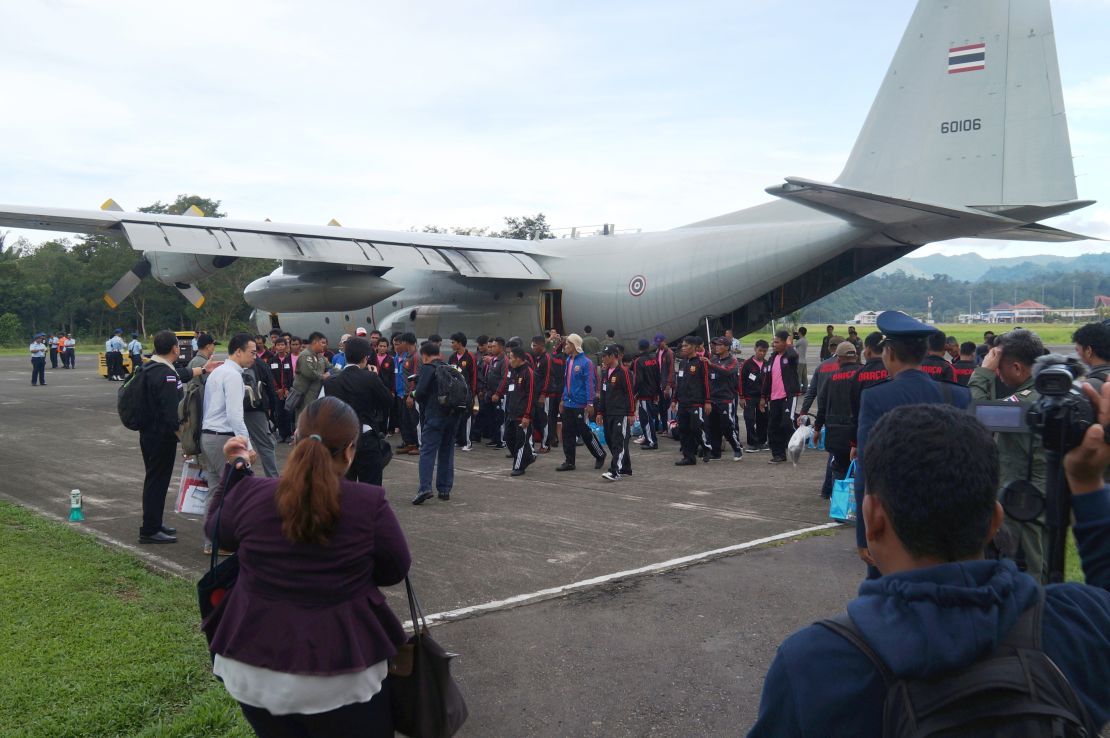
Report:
1,0,1107,260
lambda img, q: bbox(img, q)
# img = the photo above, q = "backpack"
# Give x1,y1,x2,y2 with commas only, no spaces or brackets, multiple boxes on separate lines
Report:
434,362,471,415
242,365,269,413
178,379,205,456
819,593,1093,738
117,364,149,430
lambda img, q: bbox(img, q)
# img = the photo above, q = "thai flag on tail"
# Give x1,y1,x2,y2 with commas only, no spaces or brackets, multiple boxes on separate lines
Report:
948,43,986,74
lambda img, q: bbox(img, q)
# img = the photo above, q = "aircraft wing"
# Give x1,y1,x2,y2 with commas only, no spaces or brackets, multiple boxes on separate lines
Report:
0,204,554,280
765,177,1096,245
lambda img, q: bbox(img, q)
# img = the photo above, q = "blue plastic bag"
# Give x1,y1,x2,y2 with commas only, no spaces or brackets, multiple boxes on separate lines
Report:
829,460,857,522
588,420,606,446
807,426,826,450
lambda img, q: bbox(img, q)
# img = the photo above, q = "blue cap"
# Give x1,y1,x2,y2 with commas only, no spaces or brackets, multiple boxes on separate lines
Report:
34,332,45,338
638,338,650,350
113,328,123,334
876,311,939,340
131,332,138,337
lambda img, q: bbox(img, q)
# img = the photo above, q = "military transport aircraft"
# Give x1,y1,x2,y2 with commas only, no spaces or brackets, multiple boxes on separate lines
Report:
0,0,1096,344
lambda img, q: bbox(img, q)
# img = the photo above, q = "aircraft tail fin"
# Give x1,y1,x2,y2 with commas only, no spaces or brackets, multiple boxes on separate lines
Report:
836,0,1078,209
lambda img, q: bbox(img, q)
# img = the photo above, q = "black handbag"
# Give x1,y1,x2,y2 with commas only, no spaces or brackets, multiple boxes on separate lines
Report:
388,576,469,738
197,464,243,626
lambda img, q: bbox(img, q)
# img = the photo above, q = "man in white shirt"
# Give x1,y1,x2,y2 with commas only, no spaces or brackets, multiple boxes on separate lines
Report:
198,333,256,553
126,332,143,373
29,333,47,386
105,328,126,380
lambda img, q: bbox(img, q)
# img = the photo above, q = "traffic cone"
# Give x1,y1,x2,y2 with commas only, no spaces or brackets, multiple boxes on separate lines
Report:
69,489,85,522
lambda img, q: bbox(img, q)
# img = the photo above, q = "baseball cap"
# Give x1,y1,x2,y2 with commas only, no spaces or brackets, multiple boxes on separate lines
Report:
711,336,730,347
355,327,367,336
835,342,858,357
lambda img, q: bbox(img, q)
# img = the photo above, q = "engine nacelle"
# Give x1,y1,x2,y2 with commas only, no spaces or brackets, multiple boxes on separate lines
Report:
146,251,236,287
244,266,403,313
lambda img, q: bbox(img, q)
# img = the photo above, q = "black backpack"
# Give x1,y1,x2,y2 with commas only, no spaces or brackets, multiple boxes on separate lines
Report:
117,363,150,430
434,362,471,415
242,365,269,413
819,593,1094,738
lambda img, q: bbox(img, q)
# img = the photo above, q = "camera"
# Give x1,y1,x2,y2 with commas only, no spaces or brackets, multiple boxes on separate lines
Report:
1025,354,1095,453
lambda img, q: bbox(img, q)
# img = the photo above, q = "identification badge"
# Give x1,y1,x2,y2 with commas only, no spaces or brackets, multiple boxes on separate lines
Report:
270,363,279,369
711,373,717,379
508,384,516,392
602,383,608,391
678,370,684,378
748,373,757,381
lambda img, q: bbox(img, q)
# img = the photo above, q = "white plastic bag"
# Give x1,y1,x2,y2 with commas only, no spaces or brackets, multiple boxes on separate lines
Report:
787,418,814,466
175,459,210,515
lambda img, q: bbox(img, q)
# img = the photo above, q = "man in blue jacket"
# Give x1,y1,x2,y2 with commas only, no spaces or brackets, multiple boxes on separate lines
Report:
854,311,970,578
411,342,460,505
748,401,1109,737
556,333,606,472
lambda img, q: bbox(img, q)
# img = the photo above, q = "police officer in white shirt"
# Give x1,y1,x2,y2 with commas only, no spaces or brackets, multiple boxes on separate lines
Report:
198,333,256,554
105,328,126,380
29,333,47,386
127,332,143,372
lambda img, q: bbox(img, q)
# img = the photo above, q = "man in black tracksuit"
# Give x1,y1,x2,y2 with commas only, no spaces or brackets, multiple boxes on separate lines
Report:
706,336,743,461
449,332,479,450
632,338,661,449
740,340,769,450
597,345,635,480
920,330,956,383
504,346,536,476
530,336,551,451
672,336,712,466
323,337,394,486
483,338,507,448
814,341,860,499
544,343,566,450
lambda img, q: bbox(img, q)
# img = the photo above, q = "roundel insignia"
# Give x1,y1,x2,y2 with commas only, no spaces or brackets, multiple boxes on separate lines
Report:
628,275,646,297
610,376,617,383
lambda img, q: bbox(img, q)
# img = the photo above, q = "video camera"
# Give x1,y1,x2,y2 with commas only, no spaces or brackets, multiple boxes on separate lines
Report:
1025,354,1095,453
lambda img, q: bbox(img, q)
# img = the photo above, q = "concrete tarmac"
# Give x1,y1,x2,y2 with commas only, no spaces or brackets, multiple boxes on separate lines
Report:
0,355,864,735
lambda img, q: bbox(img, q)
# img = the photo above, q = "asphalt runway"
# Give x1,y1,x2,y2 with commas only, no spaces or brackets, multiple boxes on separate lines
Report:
0,354,865,735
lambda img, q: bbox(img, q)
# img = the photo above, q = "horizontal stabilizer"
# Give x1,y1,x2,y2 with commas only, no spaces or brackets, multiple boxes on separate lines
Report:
970,223,1102,243
766,177,1096,244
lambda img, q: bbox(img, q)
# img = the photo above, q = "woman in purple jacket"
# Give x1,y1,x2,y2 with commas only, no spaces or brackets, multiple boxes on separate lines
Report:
204,396,411,737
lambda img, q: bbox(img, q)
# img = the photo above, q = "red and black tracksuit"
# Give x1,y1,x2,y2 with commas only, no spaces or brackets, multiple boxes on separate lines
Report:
483,353,507,446
269,352,295,441
816,361,861,497
544,352,566,448
674,355,711,462
530,350,552,448
656,345,675,429
920,354,956,383
632,349,662,448
952,359,976,386
504,362,536,472
850,357,889,451
450,349,479,447
707,354,742,456
740,356,767,448
597,362,635,476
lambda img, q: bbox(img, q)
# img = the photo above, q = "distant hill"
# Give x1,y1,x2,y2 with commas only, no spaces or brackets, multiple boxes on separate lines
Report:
876,252,1105,282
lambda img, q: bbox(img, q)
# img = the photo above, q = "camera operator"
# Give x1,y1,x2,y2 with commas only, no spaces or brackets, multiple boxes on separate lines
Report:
747,401,1110,737
969,329,1048,582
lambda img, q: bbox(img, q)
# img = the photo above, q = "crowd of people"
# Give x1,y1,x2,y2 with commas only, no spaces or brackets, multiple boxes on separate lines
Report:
34,312,1109,735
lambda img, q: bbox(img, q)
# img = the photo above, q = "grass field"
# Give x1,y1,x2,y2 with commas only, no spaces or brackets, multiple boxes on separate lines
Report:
743,322,1085,348
0,501,251,738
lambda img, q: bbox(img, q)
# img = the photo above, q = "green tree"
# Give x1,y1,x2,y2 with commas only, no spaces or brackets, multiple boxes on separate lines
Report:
0,312,23,346
493,213,554,240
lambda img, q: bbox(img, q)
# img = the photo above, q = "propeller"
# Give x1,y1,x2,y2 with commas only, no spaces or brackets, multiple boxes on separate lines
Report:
100,200,209,310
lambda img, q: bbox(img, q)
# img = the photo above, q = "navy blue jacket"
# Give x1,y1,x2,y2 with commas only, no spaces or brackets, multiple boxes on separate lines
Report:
414,360,448,422
748,487,1110,737
854,369,970,548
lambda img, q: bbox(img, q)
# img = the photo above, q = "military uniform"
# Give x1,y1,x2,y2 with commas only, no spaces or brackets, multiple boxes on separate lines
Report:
127,335,143,372
968,367,1046,582
48,334,59,369
29,335,47,385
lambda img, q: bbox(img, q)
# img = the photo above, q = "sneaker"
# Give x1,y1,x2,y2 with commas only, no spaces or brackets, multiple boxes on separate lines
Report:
594,455,607,470
733,450,744,461
555,463,576,471
675,458,696,466
745,445,762,453
768,455,787,464
601,471,620,481
461,444,472,452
